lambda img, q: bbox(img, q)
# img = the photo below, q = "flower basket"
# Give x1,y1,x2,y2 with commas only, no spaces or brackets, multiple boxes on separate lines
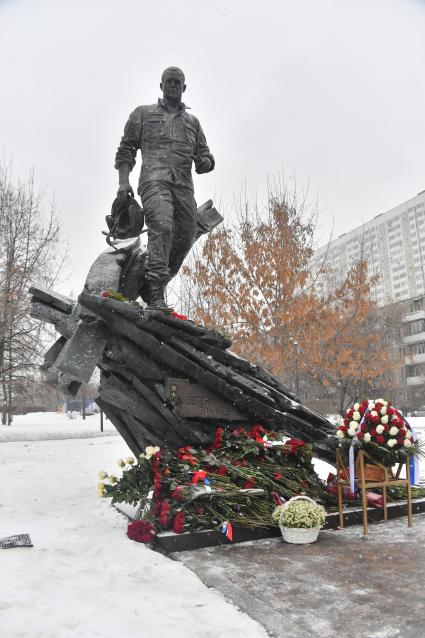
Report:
357,464,386,482
274,495,325,544
279,525,321,544
340,464,386,482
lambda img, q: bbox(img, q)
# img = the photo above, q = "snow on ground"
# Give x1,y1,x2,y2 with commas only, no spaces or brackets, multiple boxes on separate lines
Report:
0,411,117,442
0,414,267,638
1,412,424,637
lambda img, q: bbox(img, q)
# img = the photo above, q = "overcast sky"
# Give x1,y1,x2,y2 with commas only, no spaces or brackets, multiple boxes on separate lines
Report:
1,0,424,295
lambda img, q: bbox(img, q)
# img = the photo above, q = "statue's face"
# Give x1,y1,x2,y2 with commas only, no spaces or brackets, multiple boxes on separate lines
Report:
160,71,186,101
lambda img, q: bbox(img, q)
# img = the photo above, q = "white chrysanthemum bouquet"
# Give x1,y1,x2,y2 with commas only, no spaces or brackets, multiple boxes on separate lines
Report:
273,498,326,529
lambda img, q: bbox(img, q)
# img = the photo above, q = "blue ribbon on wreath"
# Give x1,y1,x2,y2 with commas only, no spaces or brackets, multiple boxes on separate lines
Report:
401,415,420,487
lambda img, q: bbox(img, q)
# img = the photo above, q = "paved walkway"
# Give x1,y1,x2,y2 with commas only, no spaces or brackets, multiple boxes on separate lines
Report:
174,515,425,638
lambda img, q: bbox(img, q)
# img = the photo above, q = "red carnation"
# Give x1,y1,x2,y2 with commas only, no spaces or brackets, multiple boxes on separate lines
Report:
274,472,283,481
271,491,283,506
289,438,305,454
243,479,256,489
357,432,365,439
346,409,354,419
375,435,385,445
172,510,185,534
249,424,266,439
339,425,348,432
191,470,207,484
171,311,188,321
170,486,185,502
101,290,111,298
159,500,171,528
327,472,336,484
211,427,224,450
127,520,156,543
215,465,228,476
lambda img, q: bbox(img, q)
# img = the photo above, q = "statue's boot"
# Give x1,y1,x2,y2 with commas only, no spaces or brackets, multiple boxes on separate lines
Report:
147,281,174,312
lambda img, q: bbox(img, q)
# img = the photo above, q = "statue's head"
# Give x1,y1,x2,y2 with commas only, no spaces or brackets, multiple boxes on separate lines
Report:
160,67,186,101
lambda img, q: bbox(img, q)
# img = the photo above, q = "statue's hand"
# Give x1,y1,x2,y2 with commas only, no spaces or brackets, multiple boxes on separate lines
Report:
195,157,213,174
117,184,134,199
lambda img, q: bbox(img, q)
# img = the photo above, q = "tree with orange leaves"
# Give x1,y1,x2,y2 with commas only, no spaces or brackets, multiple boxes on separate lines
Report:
180,190,398,415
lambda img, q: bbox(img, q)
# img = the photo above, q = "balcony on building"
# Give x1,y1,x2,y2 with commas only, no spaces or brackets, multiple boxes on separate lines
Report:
405,352,425,365
403,332,425,345
402,309,425,323
406,375,425,386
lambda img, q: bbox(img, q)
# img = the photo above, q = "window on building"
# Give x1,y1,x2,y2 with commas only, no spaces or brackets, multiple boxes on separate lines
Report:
409,299,423,313
404,319,425,336
406,364,425,378
409,342,425,355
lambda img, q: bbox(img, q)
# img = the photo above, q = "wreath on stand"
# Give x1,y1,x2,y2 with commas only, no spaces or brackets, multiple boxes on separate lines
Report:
336,398,424,467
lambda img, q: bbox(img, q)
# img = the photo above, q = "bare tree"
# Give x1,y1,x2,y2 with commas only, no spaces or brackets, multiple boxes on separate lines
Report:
0,165,68,424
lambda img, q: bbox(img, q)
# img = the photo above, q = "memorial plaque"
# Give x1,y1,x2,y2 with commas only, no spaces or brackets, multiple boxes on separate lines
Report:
165,378,245,421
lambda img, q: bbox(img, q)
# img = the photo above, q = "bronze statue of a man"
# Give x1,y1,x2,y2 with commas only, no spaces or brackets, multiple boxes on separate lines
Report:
115,67,215,308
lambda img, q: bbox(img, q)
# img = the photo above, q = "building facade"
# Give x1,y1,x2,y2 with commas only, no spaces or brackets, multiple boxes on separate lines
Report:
313,189,425,306
312,189,425,411
399,296,425,411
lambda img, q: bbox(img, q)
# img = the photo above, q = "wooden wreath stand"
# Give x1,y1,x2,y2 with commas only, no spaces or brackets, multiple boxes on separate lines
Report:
336,448,412,535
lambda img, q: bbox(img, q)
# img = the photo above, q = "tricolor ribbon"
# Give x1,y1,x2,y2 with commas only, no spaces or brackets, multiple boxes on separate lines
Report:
349,409,369,493
401,415,421,486
221,521,233,541
191,470,212,492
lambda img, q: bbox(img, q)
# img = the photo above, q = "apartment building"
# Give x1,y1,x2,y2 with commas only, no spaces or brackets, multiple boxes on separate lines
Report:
399,296,425,410
312,190,425,411
313,189,425,306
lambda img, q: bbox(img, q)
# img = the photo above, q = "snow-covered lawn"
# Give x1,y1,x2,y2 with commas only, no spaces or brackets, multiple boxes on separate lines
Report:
0,414,267,638
0,411,117,442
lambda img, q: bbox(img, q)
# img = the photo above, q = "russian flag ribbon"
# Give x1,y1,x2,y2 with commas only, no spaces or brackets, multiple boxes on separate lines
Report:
220,521,233,541
401,415,421,487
